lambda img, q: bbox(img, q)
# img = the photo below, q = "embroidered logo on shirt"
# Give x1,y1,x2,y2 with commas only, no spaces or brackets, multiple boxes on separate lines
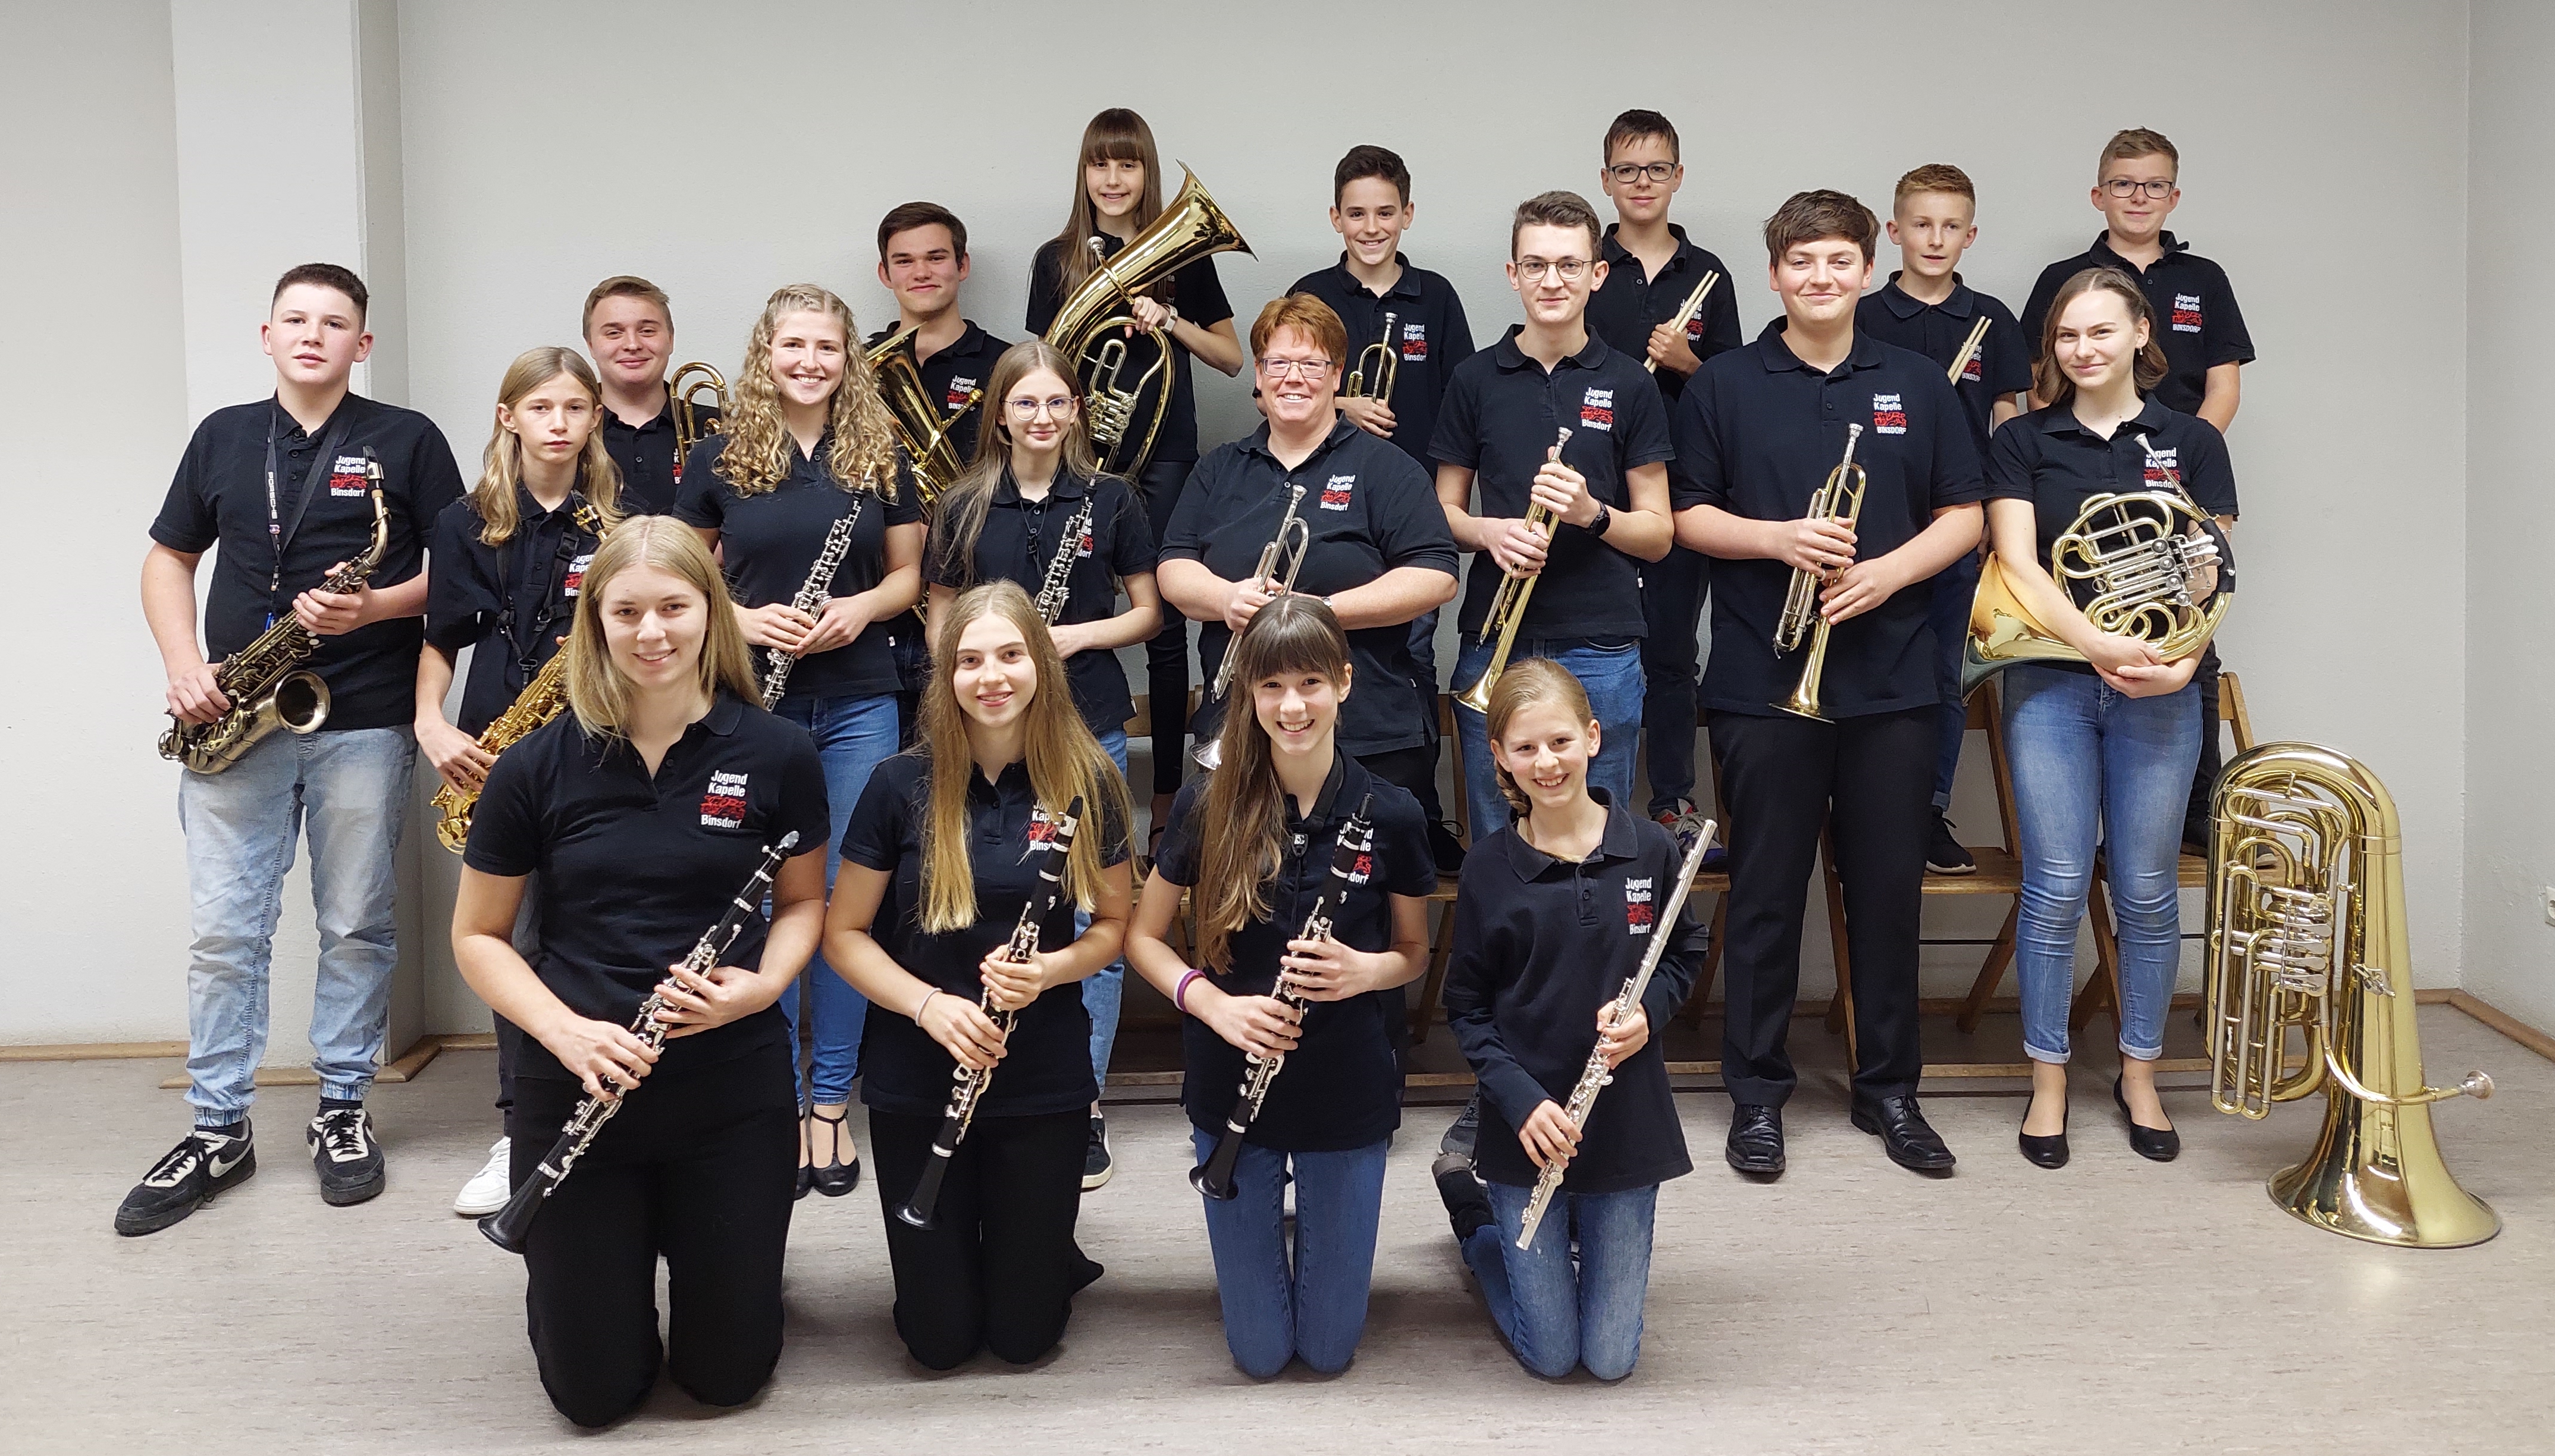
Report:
2142,444,2182,486
945,375,980,411
328,453,371,496
1348,849,1374,886
2171,293,2204,334
1625,876,1656,935
1399,321,1428,360
1871,393,1908,435
1685,316,1707,342
1319,473,1357,511
1961,353,1985,383
563,553,594,597
700,770,749,829
1579,386,1616,433
1075,529,1095,558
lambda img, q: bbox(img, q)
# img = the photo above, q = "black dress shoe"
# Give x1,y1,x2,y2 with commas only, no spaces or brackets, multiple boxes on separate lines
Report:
810,1107,861,1196
1851,1094,1957,1172
2114,1077,2180,1162
2017,1092,2070,1169
1725,1103,1785,1176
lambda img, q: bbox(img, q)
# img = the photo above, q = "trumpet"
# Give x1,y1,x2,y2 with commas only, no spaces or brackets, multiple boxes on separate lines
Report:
1193,484,1311,770
667,360,729,465
866,324,979,508
1344,310,1399,403
1644,271,1720,375
1772,423,1866,721
1454,428,1570,716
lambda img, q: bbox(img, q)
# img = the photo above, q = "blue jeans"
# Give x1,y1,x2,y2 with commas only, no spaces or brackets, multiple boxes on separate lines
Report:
1081,727,1129,1093
1926,551,1982,809
177,725,416,1125
2003,666,2201,1062
773,691,900,1106
1452,636,1642,842
1190,1129,1388,1377
1459,1180,1658,1380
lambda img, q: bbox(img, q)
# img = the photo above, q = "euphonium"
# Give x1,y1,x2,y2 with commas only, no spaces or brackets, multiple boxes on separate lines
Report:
1454,428,1571,716
1042,166,1251,477
2205,742,2498,1248
158,459,391,774
1193,484,1311,770
1344,310,1399,403
1961,432,2228,699
1772,424,1866,721
667,360,729,465
865,325,978,509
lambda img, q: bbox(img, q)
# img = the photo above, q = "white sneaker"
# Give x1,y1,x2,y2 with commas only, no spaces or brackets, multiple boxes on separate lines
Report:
453,1137,512,1216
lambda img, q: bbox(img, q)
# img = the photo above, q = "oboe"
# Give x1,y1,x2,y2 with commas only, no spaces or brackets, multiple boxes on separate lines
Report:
1032,494,1097,625
1190,793,1375,1201
896,798,1085,1230
1513,823,1713,1250
479,831,800,1254
759,500,863,710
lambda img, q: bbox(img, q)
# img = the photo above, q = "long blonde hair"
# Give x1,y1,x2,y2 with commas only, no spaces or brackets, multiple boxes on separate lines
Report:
1484,658,1595,818
471,347,625,544
1045,108,1170,302
914,582,1130,933
564,517,760,740
716,284,902,500
1193,595,1351,972
931,340,1110,586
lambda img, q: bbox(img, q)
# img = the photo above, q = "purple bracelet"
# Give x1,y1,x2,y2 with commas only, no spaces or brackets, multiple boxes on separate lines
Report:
1175,969,1204,1014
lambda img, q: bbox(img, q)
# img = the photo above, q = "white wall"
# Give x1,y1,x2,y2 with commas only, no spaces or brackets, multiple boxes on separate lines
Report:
2462,1,2555,1029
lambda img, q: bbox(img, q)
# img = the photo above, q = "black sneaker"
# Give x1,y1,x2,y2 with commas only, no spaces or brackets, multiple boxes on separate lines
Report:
1926,812,1977,876
306,1104,386,1206
1438,1093,1481,1160
1081,1113,1113,1191
115,1122,256,1236
1653,799,1706,855
1428,820,1469,876
1431,1151,1496,1241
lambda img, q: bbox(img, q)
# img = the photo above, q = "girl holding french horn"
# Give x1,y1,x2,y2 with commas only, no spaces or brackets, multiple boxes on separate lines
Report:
1982,266,2237,1168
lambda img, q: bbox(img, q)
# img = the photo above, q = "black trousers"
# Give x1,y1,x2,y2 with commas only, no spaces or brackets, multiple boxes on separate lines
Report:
1138,459,1196,796
1639,545,1711,814
2183,642,2223,848
506,1043,797,1428
1709,707,1933,1106
869,1106,1096,1370
1359,729,1453,840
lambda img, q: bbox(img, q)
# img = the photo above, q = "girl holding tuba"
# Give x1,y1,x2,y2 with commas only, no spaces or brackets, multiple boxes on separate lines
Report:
1986,267,2237,1168
418,345,625,1217
674,284,926,1200
823,582,1132,1369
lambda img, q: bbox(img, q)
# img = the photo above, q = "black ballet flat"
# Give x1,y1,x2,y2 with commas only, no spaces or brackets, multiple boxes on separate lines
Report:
2113,1076,2180,1163
795,1162,814,1201
2017,1090,2070,1169
810,1107,863,1196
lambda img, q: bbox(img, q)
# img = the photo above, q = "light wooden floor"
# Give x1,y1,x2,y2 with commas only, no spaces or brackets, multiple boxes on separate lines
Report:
4,1006,2548,1455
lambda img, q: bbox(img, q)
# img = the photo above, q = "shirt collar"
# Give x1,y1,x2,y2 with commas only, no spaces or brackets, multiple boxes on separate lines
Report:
2032,394,2176,439
965,756,1034,804
993,466,1092,506
1240,417,1359,464
1498,787,1643,878
2087,230,2191,269
1599,222,1701,271
1490,324,1610,373
1328,253,1425,301
1877,272,1976,320
1750,320,1888,375
1283,751,1354,832
703,691,746,736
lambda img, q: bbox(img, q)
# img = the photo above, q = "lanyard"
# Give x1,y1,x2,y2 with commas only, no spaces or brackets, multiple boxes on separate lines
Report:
260,400,354,628
261,407,287,625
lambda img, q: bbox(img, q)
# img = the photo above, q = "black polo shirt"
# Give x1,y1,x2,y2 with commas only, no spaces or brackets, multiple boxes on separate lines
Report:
1153,754,1435,1152
1288,253,1476,470
1027,234,1234,466
1430,328,1673,642
1588,224,1745,406
1855,274,2033,461
150,393,466,733
864,319,1010,463
1986,397,2239,676
925,469,1157,736
1444,790,1704,1194
463,691,830,1082
1162,420,1459,755
674,435,923,702
2021,232,2255,416
599,396,711,517
425,487,605,735
839,753,1130,1120
1671,324,1986,718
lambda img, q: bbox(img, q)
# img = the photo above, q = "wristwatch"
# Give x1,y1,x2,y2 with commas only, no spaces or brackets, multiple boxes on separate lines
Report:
1588,501,1613,538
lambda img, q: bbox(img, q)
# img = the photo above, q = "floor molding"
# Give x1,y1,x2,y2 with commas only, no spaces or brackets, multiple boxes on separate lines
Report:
2444,989,2555,1063
139,1033,496,1091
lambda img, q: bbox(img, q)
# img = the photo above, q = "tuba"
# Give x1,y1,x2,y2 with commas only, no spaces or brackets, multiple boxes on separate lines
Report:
866,324,978,509
667,360,730,465
2205,742,2498,1247
1961,432,2228,698
1042,166,1251,477
1770,424,1866,721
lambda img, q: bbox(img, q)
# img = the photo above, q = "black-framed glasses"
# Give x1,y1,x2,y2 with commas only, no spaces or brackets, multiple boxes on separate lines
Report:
1257,356,1334,379
2102,177,2175,199
1515,258,1592,283
1606,161,1677,184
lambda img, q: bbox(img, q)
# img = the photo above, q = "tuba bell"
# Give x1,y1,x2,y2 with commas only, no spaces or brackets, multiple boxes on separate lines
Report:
1042,165,1251,478
2205,742,2498,1247
667,360,730,465
865,324,977,509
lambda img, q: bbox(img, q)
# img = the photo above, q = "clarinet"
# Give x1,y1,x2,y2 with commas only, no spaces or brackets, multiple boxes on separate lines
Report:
1032,492,1098,625
479,832,800,1254
1190,793,1375,1201
758,498,864,710
897,797,1085,1230
1513,823,1714,1250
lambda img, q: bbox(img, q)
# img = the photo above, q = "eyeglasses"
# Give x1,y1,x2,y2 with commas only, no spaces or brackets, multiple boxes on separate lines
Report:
1515,258,1592,284
1606,161,1676,184
1005,396,1076,418
2102,177,2175,200
1257,357,1334,379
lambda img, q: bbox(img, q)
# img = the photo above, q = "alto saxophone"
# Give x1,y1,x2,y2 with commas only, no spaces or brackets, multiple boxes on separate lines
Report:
159,454,393,775
431,503,607,853
758,498,864,710
1033,491,1098,625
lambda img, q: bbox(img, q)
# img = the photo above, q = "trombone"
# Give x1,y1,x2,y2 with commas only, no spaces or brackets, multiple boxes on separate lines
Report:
667,360,730,464
1454,427,1570,715
1344,310,1399,403
1772,423,1866,721
1193,484,1311,770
